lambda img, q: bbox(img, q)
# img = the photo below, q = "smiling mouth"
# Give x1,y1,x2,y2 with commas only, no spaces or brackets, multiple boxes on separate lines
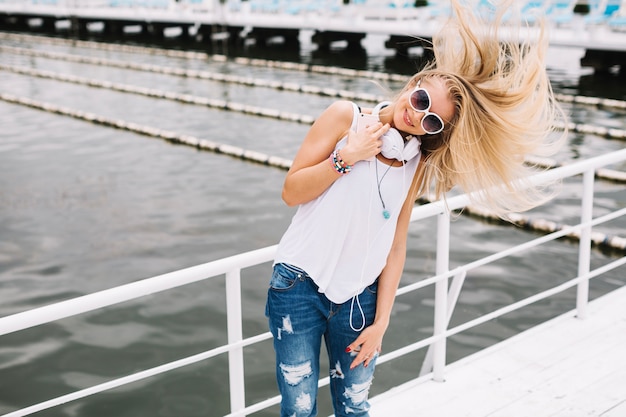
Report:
403,109,414,127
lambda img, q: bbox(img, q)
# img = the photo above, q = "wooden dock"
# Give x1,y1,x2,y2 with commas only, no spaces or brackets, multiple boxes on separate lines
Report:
370,284,626,417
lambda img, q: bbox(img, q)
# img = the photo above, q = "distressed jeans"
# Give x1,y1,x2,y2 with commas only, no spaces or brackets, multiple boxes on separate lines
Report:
266,263,378,417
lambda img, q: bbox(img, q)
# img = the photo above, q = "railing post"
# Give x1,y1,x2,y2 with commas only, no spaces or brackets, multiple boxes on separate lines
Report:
576,169,594,319
419,270,467,377
225,269,246,414
432,211,450,382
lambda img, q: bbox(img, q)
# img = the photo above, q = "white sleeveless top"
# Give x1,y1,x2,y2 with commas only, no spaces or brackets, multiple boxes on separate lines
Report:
274,103,420,304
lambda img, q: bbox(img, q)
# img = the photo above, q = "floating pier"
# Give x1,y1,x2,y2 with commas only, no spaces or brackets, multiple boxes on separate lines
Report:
1,1,626,73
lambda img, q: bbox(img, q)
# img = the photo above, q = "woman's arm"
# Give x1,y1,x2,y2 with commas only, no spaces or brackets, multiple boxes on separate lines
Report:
282,100,386,206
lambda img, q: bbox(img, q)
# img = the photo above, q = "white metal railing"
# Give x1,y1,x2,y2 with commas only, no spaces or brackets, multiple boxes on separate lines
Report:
1,148,625,417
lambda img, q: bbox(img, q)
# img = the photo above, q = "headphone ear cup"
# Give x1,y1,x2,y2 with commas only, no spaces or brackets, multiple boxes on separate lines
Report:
402,137,421,161
381,129,421,161
380,128,405,160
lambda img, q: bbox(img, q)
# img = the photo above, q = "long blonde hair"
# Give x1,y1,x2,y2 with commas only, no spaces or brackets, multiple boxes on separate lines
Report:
409,0,567,217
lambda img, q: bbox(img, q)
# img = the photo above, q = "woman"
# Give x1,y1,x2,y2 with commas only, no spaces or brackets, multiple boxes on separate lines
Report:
266,1,567,416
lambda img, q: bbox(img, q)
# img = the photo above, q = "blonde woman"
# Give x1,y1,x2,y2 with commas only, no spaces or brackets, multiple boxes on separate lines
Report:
265,1,566,416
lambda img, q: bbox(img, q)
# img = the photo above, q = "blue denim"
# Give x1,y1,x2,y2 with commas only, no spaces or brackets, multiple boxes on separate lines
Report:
266,263,379,417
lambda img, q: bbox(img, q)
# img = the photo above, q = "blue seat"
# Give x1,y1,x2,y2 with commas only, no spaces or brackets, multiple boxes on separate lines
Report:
388,1,413,8
284,0,302,14
584,0,621,25
249,0,278,13
548,0,577,25
608,12,626,29
531,0,605,24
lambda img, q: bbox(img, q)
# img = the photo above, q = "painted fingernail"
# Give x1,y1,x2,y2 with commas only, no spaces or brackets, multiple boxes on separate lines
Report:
345,347,351,353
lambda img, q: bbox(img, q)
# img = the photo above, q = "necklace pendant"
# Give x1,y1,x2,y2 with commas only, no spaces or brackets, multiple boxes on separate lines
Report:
382,209,390,219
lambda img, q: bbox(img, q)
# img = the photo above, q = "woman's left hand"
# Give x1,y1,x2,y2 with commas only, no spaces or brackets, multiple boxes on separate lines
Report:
346,322,387,370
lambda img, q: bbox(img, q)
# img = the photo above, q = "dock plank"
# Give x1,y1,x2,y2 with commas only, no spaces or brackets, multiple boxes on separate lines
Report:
601,400,626,417
370,285,626,417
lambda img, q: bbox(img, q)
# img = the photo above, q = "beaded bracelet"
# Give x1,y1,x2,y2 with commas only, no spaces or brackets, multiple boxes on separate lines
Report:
329,149,352,175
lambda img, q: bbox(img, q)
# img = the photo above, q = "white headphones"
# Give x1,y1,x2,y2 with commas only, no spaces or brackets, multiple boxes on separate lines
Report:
372,101,421,162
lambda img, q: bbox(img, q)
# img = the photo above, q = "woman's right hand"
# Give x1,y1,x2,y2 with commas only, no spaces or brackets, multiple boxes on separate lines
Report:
341,120,390,165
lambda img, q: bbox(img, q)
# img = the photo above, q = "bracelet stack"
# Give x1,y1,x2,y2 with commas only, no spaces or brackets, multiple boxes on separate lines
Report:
329,149,352,175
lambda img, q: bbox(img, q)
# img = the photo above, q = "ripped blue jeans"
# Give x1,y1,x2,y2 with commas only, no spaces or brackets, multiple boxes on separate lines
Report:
266,263,378,417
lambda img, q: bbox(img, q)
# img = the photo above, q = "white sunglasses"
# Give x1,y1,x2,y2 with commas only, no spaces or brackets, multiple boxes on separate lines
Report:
408,79,445,135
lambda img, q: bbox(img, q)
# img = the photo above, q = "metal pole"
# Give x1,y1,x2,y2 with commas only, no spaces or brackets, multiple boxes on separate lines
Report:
576,169,594,319
432,211,450,382
226,269,246,414
419,269,467,377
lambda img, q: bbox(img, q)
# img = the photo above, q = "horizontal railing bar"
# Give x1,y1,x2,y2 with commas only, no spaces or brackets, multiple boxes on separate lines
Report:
376,255,626,373
410,148,626,222
223,394,282,417
376,334,439,366
397,215,591,297
1,239,622,417
223,373,336,417
5,150,623,338
0,245,277,337
1,331,273,417
588,206,626,226
1,150,624,417
445,256,626,340
223,374,339,416
227,356,351,417
449,207,626,277
229,241,626,417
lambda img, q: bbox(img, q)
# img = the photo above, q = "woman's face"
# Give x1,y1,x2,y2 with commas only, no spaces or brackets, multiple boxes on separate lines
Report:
393,77,455,137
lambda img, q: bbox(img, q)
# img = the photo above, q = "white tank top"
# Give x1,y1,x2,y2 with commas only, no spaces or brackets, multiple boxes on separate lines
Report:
274,103,420,304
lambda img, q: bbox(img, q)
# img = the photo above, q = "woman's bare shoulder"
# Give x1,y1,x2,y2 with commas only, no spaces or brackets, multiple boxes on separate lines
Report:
317,100,356,123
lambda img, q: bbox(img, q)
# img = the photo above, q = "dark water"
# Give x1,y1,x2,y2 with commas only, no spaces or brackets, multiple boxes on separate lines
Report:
0,28,625,417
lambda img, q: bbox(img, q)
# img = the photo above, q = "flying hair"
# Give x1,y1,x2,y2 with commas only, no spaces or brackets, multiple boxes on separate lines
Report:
406,0,568,218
